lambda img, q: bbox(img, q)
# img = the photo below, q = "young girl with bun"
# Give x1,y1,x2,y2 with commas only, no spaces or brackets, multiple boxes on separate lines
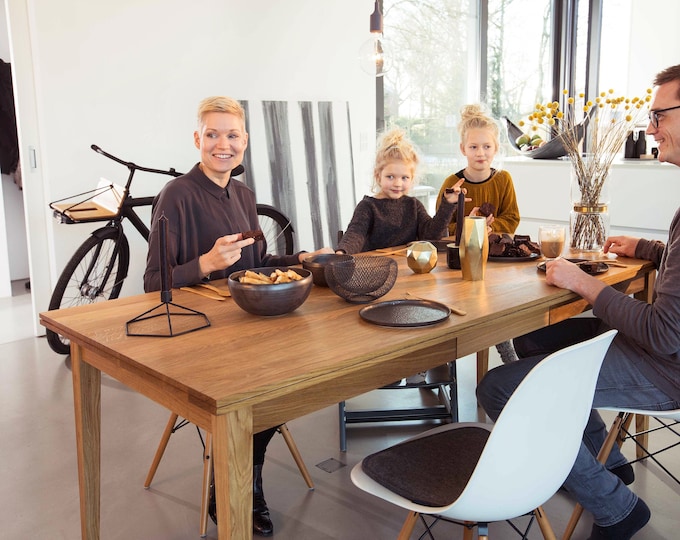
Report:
437,104,521,363
337,127,465,254
436,104,520,235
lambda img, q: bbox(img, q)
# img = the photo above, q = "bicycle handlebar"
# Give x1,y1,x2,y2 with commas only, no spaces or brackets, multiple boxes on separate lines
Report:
90,144,244,178
91,144,181,177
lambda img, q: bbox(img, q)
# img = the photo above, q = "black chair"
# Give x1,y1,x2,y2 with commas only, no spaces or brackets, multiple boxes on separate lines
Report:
335,230,458,451
338,363,458,451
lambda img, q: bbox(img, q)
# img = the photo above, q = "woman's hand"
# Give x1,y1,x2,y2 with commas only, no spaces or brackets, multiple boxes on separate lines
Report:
299,247,334,263
199,234,254,277
604,235,639,258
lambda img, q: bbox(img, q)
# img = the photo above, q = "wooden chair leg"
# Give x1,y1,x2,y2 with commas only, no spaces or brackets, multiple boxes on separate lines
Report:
534,505,557,540
278,423,314,489
463,521,475,540
199,432,213,538
562,412,628,540
397,511,419,540
634,413,649,460
476,348,489,386
144,412,179,488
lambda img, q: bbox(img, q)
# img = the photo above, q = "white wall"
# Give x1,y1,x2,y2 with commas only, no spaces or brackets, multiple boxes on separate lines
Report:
627,1,680,92
504,157,676,245
6,0,376,333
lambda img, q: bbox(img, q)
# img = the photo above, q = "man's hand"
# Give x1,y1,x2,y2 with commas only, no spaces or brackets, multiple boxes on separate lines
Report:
544,257,607,305
604,235,640,258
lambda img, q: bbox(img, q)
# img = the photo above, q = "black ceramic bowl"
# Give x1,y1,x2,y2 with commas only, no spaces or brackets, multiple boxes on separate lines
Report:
227,266,313,316
303,253,353,287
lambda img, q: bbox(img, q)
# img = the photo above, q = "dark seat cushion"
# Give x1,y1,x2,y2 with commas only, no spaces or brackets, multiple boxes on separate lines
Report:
361,426,490,507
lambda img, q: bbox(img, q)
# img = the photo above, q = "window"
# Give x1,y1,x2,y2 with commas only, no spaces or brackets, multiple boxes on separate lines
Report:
485,0,553,121
381,0,637,198
382,0,475,194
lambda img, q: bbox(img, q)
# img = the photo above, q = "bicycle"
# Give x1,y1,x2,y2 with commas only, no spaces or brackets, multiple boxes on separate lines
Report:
47,145,295,355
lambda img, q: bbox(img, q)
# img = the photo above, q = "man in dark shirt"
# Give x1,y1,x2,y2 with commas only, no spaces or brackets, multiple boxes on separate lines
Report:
477,64,680,540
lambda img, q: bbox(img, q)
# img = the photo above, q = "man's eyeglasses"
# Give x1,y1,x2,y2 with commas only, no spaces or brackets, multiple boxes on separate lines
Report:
648,105,680,128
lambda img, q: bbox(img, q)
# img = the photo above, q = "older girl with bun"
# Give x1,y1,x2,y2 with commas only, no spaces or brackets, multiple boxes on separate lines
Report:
437,104,520,235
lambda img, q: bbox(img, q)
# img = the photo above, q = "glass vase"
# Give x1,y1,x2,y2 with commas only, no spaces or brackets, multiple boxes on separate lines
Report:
569,157,611,253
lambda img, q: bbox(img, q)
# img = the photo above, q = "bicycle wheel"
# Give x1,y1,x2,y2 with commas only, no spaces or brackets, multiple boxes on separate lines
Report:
256,204,295,256
46,228,130,354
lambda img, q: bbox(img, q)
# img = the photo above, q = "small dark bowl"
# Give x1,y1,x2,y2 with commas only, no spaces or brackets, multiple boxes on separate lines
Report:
303,253,353,287
227,266,313,316
420,239,450,252
325,256,398,304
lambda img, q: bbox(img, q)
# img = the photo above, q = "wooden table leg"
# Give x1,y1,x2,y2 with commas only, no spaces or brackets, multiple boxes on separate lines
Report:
71,343,101,540
213,409,254,540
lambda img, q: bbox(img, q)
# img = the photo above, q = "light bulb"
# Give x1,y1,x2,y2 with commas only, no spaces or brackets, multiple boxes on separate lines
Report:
358,34,390,77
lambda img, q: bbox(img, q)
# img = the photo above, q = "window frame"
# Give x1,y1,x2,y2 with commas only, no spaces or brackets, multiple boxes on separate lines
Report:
379,0,606,130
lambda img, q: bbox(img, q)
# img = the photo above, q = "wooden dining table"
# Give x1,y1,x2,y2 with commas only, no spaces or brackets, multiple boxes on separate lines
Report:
40,251,655,540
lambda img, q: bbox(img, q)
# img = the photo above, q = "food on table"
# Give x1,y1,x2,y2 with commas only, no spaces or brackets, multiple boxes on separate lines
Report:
242,229,265,242
239,268,303,285
488,233,540,258
478,202,496,217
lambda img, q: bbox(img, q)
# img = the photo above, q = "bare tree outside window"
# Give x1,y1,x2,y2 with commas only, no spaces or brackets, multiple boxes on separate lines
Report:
381,0,633,199
383,0,473,193
487,0,552,121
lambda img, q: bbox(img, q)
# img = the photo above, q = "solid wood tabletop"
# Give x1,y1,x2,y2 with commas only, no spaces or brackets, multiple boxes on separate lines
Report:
41,253,652,430
41,250,654,540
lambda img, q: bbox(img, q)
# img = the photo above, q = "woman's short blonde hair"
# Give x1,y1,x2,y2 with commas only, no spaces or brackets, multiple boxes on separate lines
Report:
197,96,246,128
372,127,420,191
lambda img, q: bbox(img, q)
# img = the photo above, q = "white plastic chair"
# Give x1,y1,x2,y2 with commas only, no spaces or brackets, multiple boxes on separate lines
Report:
563,405,680,539
351,330,617,540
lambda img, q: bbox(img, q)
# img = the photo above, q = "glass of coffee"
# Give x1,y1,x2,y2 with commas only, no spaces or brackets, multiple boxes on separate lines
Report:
538,224,566,260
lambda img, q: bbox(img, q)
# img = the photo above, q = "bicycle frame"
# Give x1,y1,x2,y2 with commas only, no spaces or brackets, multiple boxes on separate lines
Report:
46,145,289,355
89,144,180,241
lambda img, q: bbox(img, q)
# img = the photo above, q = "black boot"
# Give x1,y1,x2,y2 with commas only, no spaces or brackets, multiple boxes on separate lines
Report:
253,464,274,536
208,478,217,525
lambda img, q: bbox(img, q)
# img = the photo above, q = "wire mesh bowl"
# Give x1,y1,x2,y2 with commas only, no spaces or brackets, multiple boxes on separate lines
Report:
325,255,399,303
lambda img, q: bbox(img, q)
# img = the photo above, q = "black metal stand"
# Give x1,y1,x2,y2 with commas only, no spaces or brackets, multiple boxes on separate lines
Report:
126,300,210,338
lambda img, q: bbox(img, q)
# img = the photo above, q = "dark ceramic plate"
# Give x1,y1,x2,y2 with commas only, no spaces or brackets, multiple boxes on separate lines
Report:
537,258,609,275
359,299,450,327
488,253,539,262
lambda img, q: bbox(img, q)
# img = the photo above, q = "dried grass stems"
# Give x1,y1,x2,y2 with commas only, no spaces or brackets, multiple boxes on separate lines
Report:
522,89,652,250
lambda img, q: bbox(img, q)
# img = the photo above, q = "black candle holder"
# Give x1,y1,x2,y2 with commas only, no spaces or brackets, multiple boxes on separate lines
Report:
126,300,210,338
126,212,210,337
